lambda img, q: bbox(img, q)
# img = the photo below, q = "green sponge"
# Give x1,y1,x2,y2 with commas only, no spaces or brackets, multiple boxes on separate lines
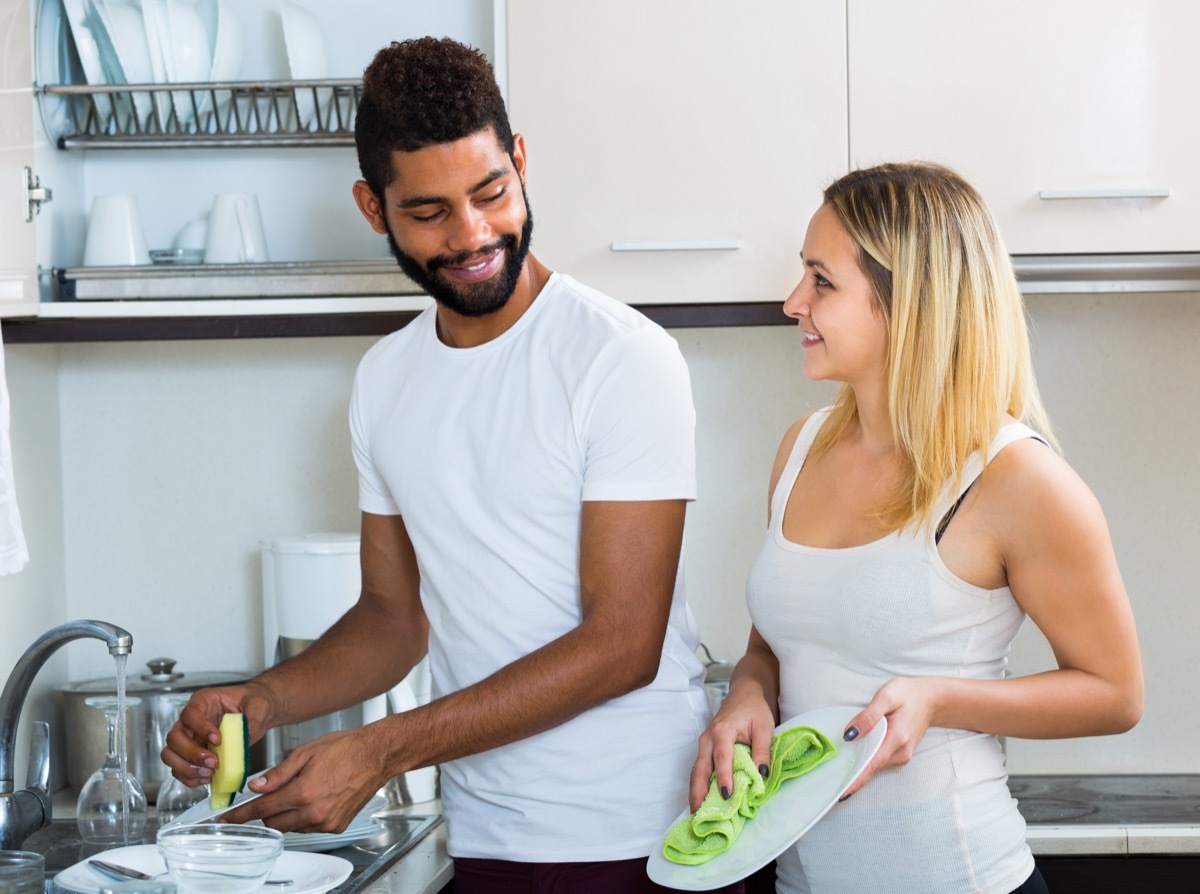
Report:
210,712,250,810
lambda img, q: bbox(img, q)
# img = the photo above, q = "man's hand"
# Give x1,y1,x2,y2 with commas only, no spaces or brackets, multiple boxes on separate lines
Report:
217,726,393,834
161,683,278,788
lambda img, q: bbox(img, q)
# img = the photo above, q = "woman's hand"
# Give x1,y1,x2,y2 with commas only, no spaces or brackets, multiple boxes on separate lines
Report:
688,682,777,812
840,676,941,799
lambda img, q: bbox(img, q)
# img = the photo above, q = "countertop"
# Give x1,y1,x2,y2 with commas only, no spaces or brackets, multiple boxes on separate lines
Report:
1011,774,1200,857
43,775,1200,893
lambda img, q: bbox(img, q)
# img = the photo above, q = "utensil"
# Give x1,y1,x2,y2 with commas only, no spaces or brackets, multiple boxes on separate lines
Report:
279,1,328,128
82,194,151,266
88,0,155,127
0,850,44,894
59,658,252,801
204,194,269,264
156,824,285,894
62,0,113,121
76,696,149,846
89,858,292,886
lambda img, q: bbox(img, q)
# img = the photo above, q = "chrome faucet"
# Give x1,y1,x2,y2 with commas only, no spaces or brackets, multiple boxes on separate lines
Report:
0,619,133,849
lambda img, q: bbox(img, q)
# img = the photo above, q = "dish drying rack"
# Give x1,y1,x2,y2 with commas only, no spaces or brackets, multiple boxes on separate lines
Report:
39,78,364,148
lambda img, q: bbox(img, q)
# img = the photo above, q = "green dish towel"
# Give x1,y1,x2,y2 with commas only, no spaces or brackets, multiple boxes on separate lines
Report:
663,725,838,865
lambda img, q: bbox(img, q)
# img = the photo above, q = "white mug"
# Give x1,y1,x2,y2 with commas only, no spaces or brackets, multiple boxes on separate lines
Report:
204,194,269,264
82,195,151,266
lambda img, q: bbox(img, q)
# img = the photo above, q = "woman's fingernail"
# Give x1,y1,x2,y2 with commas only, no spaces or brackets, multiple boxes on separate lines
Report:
843,726,860,742
838,792,853,802
759,764,770,778
720,785,730,800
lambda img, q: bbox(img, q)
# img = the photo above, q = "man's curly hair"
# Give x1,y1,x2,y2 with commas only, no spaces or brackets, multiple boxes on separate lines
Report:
355,37,514,200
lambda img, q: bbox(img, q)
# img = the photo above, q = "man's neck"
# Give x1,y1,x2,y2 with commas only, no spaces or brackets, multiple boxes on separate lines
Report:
434,254,553,348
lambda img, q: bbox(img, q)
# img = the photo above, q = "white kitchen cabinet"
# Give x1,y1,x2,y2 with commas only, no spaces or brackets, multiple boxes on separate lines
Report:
0,0,503,318
506,0,848,307
847,0,1200,255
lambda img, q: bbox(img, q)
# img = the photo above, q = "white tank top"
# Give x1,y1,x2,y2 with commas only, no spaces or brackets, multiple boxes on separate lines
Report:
747,410,1037,893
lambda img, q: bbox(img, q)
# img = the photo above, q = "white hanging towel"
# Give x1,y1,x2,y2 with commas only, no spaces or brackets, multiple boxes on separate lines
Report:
0,330,28,575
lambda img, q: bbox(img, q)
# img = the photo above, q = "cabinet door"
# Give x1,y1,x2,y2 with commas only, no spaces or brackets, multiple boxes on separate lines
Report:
507,1,847,306
848,0,1200,254
0,0,40,317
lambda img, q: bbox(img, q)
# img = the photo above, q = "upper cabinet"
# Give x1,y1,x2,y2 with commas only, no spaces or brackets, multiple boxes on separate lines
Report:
506,0,848,307
847,0,1200,255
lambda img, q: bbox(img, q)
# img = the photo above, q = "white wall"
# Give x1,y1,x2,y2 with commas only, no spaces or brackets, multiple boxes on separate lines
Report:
1,290,1197,780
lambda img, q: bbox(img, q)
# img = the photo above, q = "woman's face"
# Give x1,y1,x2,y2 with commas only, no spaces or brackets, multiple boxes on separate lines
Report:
783,204,889,388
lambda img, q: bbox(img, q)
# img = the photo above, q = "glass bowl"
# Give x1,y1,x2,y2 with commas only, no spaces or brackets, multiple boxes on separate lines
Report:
156,823,284,893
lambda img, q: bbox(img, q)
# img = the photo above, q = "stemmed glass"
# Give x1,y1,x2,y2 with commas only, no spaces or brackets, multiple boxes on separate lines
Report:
155,693,208,824
76,695,149,845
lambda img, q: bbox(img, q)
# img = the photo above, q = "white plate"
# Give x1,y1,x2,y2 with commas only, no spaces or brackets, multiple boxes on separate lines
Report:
160,769,269,828
282,795,387,852
54,845,352,894
646,705,887,891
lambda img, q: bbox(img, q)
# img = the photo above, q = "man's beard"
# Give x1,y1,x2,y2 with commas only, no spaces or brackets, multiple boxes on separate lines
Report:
385,190,534,319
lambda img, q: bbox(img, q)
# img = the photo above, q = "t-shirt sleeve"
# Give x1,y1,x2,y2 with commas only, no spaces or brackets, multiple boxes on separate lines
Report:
349,365,402,516
577,326,697,502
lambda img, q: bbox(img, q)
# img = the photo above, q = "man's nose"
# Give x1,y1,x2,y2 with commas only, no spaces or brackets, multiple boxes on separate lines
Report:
447,205,493,253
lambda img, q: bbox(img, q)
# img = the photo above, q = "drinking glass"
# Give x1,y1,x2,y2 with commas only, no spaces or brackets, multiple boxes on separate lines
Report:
77,695,149,845
0,851,44,894
155,694,208,824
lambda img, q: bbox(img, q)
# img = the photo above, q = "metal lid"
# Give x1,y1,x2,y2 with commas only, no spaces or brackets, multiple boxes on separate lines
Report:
59,658,251,695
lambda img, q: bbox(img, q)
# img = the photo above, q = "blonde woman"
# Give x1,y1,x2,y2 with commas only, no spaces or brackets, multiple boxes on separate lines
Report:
690,162,1143,893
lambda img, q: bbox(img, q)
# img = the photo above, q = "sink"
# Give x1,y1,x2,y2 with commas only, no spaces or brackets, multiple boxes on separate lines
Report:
23,813,442,892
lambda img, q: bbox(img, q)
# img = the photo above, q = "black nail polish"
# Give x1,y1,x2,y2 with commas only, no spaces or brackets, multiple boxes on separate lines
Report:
838,792,853,802
843,726,860,742
720,785,730,800
759,764,769,778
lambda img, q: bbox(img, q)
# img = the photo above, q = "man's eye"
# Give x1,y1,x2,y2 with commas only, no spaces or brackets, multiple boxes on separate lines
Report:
478,189,505,204
411,211,443,223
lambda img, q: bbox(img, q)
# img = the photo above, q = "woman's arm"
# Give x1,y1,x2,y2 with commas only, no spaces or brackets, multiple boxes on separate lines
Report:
843,439,1143,795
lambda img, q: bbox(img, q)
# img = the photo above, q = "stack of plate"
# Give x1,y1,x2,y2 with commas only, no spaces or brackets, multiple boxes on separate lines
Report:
61,0,245,129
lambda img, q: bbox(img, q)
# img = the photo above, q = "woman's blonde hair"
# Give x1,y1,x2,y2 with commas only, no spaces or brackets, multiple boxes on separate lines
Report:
811,161,1055,530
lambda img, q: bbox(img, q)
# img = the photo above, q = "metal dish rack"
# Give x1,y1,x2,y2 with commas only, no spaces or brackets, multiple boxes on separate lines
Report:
39,78,363,149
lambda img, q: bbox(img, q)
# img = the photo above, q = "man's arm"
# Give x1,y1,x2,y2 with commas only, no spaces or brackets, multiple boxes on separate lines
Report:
223,498,686,832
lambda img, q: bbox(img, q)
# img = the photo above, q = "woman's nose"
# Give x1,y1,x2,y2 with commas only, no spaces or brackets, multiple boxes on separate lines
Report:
783,281,809,320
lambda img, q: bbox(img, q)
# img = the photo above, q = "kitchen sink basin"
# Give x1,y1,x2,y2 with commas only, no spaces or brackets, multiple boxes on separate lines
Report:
24,812,441,892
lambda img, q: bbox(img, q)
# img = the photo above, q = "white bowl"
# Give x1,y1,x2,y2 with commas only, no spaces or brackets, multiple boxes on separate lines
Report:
163,0,213,123
280,1,328,128
139,0,174,126
90,0,155,126
199,0,244,82
157,823,284,894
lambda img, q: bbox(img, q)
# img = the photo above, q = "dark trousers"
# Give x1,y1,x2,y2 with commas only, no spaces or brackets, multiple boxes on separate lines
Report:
1012,865,1050,894
451,857,746,894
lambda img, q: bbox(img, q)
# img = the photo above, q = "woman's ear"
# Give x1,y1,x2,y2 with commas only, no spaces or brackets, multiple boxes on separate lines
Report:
352,180,389,235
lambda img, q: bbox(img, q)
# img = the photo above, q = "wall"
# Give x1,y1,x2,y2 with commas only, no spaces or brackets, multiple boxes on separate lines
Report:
1,289,1197,781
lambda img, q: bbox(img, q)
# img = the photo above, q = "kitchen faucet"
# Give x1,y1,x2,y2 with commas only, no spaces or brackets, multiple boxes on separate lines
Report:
0,619,133,849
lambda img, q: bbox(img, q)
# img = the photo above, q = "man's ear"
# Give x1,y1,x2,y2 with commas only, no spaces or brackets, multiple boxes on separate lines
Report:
511,133,527,186
352,180,389,235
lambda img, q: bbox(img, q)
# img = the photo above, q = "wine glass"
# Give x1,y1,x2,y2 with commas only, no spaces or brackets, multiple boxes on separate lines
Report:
76,695,149,845
155,693,208,824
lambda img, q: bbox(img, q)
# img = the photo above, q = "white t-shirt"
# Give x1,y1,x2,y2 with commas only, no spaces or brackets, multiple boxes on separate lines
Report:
349,272,710,861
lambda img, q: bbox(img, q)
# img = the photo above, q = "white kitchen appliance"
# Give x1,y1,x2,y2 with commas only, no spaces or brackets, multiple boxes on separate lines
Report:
260,532,387,765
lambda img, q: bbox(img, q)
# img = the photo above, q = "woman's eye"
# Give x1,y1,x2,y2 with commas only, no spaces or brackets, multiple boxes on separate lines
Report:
813,272,831,288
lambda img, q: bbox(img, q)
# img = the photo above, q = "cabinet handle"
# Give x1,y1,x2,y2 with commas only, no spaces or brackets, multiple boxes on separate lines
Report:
1037,187,1170,200
610,240,742,252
